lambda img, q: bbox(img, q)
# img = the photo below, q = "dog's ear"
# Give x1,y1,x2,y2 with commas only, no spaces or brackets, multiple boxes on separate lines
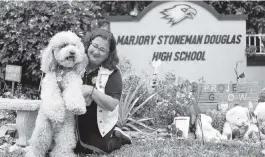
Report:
74,43,89,76
40,43,56,73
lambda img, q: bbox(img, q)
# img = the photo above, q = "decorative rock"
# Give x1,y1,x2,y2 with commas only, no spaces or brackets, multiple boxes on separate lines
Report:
156,128,167,133
157,132,169,137
0,143,9,149
9,144,22,152
156,137,166,141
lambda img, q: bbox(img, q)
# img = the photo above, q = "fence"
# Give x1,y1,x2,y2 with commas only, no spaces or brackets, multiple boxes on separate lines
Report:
247,34,265,55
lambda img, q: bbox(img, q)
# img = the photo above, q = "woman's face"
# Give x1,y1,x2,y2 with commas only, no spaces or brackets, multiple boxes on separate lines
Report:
87,36,109,66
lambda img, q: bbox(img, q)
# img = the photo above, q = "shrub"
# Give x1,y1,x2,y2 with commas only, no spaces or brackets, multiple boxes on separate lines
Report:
206,110,227,133
143,73,199,126
258,88,265,102
0,83,40,100
0,1,102,85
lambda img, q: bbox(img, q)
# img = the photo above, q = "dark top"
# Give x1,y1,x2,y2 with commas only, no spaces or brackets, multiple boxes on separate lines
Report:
76,68,122,152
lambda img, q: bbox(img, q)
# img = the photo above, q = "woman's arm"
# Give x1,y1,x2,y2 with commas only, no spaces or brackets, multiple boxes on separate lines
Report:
81,69,122,111
82,85,119,111
90,88,119,111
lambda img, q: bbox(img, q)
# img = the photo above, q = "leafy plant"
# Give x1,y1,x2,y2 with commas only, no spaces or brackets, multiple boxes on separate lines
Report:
0,1,103,85
117,77,156,132
245,45,257,57
0,83,40,100
258,88,265,102
206,110,227,133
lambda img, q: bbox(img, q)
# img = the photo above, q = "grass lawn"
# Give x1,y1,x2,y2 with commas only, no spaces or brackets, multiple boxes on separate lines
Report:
107,138,265,157
1,138,264,157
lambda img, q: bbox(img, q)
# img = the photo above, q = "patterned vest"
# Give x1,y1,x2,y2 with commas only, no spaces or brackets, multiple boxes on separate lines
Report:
95,67,119,137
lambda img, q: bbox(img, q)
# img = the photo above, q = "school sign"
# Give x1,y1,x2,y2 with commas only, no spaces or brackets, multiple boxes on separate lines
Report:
108,1,265,84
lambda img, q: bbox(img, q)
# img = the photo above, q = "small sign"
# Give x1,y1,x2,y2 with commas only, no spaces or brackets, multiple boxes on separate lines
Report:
174,116,190,139
196,82,261,112
5,65,22,82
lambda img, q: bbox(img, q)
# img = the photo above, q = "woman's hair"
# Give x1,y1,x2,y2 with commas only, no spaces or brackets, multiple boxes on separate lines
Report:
82,28,119,70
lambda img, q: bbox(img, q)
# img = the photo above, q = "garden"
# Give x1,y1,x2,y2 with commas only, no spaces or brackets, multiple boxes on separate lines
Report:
0,57,265,157
1,1,265,157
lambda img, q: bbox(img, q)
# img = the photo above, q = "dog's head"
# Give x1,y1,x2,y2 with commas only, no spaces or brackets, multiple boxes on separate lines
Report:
226,106,250,127
40,31,88,76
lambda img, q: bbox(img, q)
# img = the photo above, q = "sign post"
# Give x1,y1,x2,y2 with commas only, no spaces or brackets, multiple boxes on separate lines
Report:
5,65,22,96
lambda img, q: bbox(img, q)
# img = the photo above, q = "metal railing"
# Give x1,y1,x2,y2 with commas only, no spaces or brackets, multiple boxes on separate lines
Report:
247,34,265,55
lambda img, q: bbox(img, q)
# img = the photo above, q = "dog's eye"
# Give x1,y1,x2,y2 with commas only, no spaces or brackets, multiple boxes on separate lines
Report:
58,43,68,49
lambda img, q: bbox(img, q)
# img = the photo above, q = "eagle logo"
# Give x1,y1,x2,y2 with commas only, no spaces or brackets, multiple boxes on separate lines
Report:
160,4,197,26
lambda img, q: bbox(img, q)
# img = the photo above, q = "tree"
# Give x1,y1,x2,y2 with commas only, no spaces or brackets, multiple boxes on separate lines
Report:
101,1,265,34
0,1,103,86
205,1,265,34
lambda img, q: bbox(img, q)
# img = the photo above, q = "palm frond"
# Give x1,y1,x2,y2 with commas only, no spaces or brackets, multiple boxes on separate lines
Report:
138,117,154,122
126,123,143,133
127,118,155,131
125,96,140,119
126,80,145,107
130,93,157,117
126,92,146,117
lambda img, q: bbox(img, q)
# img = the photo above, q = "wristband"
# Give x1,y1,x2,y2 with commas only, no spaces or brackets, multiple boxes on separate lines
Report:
90,86,95,98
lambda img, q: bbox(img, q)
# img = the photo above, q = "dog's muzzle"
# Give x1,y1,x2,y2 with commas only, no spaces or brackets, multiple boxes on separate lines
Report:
66,51,76,61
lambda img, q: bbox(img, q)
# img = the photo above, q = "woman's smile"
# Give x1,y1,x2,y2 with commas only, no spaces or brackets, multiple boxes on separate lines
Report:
87,36,110,65
91,52,101,58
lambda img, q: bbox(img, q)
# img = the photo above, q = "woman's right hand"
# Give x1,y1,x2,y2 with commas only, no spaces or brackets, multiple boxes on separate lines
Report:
81,85,94,97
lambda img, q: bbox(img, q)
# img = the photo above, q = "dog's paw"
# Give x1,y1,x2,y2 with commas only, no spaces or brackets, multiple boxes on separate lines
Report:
42,100,65,123
66,103,86,115
65,99,86,115
64,96,87,115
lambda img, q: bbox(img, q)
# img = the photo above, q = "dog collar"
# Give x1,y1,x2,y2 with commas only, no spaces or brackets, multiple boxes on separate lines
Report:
56,66,73,82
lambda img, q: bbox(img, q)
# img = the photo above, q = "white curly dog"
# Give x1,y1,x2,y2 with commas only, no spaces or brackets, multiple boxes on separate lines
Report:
25,31,88,157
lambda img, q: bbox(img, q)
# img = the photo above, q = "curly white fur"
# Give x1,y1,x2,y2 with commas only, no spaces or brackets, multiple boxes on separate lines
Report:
25,31,88,157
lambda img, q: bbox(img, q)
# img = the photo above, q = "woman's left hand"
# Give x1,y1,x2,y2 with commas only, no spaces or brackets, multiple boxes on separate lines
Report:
81,85,94,97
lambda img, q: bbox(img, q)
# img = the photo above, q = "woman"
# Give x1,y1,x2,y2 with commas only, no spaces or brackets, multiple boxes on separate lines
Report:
74,28,131,155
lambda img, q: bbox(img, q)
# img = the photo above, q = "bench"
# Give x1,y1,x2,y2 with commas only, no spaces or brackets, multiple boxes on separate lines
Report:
0,98,41,147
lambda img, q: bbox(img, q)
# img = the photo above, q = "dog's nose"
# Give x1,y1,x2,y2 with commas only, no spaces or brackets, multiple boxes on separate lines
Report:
70,51,75,55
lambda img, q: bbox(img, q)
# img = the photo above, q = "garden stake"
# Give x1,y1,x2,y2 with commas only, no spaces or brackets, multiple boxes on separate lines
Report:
255,115,264,151
197,114,205,145
194,77,204,145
